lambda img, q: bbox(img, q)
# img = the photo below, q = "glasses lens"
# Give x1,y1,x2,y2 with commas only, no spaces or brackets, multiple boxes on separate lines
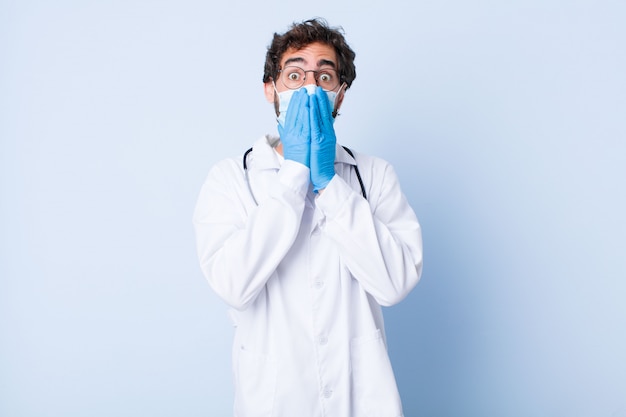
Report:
281,67,305,89
316,69,339,91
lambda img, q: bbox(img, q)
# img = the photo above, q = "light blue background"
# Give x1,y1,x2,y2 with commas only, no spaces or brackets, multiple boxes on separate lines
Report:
1,1,624,416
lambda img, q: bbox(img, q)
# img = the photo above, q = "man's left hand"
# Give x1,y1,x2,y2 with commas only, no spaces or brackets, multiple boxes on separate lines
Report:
309,87,336,192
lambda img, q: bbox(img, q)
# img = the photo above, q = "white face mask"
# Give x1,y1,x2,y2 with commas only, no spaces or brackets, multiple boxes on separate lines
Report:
275,84,339,127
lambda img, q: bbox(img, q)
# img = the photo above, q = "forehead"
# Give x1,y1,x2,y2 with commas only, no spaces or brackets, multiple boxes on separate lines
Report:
280,42,338,68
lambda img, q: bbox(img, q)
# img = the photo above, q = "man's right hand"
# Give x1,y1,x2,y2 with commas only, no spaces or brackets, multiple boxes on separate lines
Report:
278,88,311,168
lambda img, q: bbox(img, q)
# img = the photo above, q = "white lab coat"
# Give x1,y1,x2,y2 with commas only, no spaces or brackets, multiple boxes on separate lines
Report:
193,135,423,417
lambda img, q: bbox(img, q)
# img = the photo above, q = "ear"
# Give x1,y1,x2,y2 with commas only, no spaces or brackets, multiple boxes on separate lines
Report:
264,81,275,103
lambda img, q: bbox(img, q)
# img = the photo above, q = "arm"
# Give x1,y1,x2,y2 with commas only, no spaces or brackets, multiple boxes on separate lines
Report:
194,90,313,311
193,159,309,311
316,161,423,306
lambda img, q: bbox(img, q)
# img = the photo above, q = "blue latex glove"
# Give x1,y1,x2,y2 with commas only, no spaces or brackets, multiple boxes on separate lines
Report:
277,88,311,167
309,87,336,192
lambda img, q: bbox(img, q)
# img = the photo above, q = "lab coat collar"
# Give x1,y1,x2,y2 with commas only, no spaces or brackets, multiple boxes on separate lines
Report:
251,135,357,169
251,135,282,170
335,143,358,166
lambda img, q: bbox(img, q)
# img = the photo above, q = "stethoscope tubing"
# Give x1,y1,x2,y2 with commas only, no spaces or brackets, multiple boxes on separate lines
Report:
242,146,367,206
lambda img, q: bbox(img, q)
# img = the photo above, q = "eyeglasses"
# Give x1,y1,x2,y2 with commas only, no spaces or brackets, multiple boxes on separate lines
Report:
278,66,340,91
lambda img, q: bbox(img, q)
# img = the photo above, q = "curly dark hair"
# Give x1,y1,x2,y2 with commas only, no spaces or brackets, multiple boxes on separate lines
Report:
262,18,357,89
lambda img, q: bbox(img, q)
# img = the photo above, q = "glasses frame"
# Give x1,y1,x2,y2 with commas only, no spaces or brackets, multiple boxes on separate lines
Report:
277,66,341,92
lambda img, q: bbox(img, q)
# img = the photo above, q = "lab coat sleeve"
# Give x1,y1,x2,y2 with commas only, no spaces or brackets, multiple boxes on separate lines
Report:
193,159,309,311
316,161,423,306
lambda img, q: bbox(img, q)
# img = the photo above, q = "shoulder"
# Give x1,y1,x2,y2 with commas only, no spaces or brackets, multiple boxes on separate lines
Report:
339,146,406,206
203,156,242,183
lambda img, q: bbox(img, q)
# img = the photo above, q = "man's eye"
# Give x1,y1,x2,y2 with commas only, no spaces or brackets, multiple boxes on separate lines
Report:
319,72,333,83
287,72,301,81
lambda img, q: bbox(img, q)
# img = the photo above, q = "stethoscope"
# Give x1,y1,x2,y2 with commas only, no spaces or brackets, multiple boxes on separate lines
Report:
242,146,367,206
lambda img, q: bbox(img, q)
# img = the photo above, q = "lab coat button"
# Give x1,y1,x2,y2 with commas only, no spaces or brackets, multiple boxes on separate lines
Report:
322,387,333,398
318,335,328,345
314,281,324,289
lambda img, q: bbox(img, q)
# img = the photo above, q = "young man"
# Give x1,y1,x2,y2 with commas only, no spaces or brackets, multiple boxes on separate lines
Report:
193,18,423,417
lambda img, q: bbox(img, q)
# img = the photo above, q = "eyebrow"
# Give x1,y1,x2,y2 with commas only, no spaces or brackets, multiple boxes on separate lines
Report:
283,57,337,69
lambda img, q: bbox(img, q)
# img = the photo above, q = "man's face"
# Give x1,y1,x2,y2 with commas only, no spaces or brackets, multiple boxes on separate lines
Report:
264,42,345,112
